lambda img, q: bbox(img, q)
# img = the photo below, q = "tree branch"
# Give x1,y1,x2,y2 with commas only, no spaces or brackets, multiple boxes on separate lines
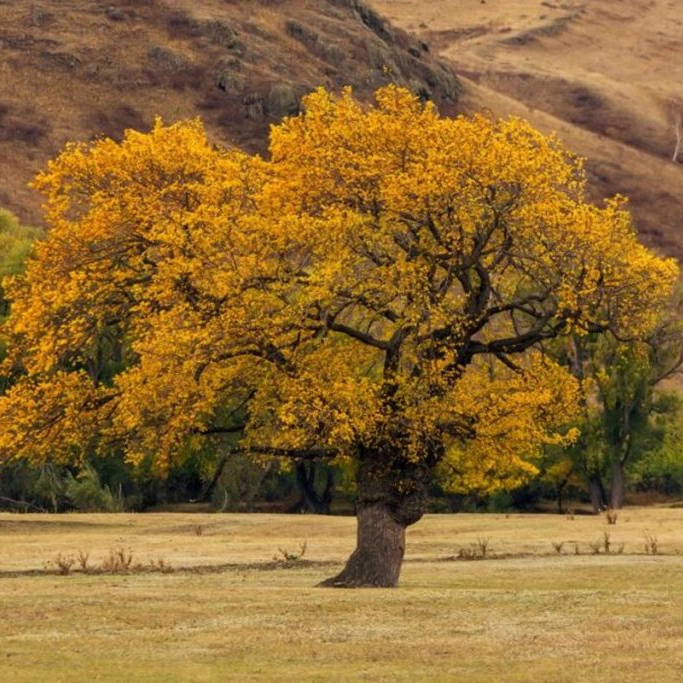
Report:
326,316,389,350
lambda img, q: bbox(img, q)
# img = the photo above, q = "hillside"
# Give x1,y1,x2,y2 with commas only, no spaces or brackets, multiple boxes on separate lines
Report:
370,0,683,259
3,0,683,261
0,0,459,225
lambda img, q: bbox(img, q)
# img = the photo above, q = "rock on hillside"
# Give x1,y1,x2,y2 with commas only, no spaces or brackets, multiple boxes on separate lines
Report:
0,0,460,224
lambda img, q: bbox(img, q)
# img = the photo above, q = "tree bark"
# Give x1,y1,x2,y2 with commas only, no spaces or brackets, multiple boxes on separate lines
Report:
319,446,431,588
609,459,626,510
318,502,406,587
588,472,607,513
294,462,334,514
556,480,566,515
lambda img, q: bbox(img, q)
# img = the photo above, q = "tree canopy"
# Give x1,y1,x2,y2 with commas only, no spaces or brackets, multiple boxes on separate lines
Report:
0,209,42,315
0,86,678,585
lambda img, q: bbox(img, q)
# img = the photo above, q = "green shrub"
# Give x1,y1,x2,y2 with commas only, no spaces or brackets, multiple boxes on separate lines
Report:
64,463,125,512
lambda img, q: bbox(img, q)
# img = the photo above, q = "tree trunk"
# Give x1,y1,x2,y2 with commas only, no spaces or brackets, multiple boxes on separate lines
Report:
319,446,431,588
609,459,626,510
293,462,334,514
588,472,607,513
556,480,566,515
318,502,406,587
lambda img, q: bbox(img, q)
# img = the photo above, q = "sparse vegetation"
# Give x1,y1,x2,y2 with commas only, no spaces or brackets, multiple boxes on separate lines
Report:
273,541,307,564
0,0,460,232
476,537,490,558
603,531,612,553
455,546,478,561
3,510,683,680
551,541,564,555
101,547,134,573
77,550,89,571
645,535,659,555
454,537,491,561
44,552,75,575
43,547,175,575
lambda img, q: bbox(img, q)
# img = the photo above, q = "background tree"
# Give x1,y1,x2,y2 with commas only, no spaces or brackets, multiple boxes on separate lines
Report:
0,209,42,360
631,391,683,495
0,209,47,509
0,87,677,586
562,318,683,510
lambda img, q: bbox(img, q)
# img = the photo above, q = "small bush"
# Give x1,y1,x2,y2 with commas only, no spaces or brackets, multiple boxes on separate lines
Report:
644,535,659,555
77,551,90,571
64,463,124,512
603,531,611,553
102,547,134,572
454,539,491,561
44,547,176,576
455,547,478,560
273,541,307,563
47,553,75,575
149,558,173,573
476,537,490,558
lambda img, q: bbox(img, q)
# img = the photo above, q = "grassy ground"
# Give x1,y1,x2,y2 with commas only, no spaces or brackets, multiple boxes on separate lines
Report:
3,509,683,681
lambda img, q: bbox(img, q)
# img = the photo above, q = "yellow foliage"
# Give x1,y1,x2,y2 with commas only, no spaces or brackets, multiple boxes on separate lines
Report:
437,353,581,494
0,88,677,492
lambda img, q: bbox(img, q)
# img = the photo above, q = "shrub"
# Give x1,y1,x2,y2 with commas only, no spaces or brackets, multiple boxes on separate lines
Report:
64,463,124,512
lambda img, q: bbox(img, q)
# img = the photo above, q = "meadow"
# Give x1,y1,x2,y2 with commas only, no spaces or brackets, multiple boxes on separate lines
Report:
2,508,683,682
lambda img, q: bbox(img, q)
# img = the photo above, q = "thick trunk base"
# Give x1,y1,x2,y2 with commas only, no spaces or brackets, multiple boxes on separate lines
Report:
318,503,406,588
319,444,432,588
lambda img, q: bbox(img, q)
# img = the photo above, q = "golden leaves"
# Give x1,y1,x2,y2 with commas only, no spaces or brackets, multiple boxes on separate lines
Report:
0,86,678,489
438,354,581,494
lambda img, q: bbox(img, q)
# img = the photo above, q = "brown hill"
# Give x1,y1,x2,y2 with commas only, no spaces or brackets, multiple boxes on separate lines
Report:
370,0,683,260
5,0,682,262
0,0,459,225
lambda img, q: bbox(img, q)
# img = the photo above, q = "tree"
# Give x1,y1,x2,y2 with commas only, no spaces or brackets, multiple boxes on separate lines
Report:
0,209,42,351
631,391,683,495
560,317,683,511
0,87,677,586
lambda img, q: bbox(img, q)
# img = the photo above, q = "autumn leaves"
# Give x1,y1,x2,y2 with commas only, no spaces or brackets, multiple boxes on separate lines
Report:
0,87,677,499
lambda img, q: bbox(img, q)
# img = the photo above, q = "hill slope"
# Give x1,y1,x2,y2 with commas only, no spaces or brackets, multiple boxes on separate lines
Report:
0,0,459,225
4,0,682,261
370,0,683,259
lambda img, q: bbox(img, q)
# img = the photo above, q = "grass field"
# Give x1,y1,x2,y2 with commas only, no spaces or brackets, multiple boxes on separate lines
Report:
3,508,683,682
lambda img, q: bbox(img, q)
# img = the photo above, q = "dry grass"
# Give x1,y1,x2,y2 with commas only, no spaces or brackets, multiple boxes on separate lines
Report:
3,509,683,681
